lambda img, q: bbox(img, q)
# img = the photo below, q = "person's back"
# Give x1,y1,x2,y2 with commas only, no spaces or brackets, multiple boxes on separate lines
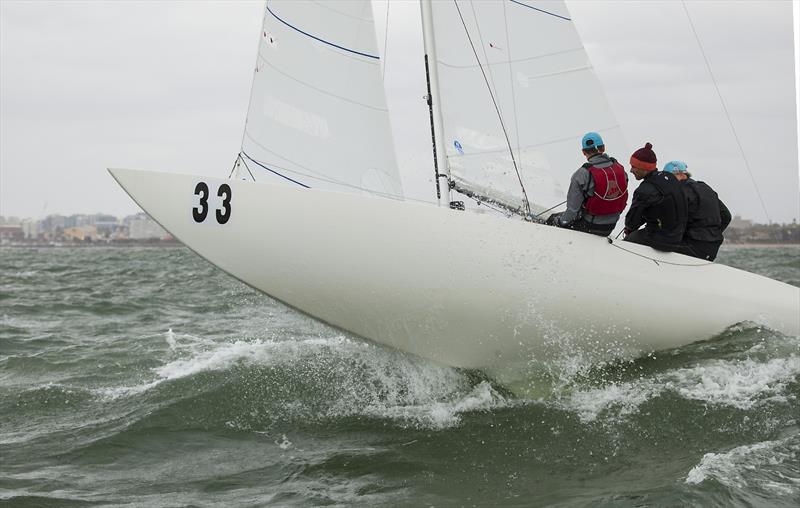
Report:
623,143,688,251
663,161,731,260
548,132,628,236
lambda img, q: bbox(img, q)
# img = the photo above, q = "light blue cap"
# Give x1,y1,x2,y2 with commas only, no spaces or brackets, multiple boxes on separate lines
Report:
663,160,689,174
581,132,604,150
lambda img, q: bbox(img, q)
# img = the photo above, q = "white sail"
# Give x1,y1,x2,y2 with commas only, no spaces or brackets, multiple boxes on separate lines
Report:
239,0,403,198
427,0,625,214
109,0,800,387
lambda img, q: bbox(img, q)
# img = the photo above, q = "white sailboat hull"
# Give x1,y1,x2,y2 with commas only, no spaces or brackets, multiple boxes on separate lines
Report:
110,168,799,377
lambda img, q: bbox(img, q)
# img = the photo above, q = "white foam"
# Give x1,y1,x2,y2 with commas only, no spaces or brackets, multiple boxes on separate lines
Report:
97,336,287,400
96,380,162,400
664,357,800,410
165,328,178,351
563,355,800,422
361,381,507,429
275,434,292,450
95,333,505,429
565,381,660,423
685,436,800,496
162,329,216,353
154,339,274,380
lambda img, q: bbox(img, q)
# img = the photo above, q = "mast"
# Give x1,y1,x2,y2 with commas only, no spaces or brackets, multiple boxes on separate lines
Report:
420,0,452,207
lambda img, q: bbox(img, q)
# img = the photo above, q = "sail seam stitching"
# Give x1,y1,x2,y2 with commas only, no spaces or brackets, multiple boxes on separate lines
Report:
243,140,408,201
437,47,584,69
266,1,379,60
508,0,571,21
450,124,621,156
256,53,389,112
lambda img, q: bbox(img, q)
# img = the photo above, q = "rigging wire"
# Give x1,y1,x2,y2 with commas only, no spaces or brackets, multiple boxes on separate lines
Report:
227,153,256,182
468,2,500,108
452,0,532,217
502,0,524,184
239,154,256,182
531,199,567,218
382,1,390,80
680,0,772,224
227,156,239,179
232,2,270,180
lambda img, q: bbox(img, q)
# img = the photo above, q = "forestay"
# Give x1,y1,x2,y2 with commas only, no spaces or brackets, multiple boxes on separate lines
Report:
238,0,403,198
427,0,624,215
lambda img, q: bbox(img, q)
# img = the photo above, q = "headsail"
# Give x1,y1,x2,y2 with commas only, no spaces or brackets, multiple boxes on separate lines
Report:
426,0,625,215
238,0,403,198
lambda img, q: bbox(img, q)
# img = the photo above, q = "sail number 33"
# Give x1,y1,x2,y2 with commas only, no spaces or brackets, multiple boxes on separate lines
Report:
193,182,232,224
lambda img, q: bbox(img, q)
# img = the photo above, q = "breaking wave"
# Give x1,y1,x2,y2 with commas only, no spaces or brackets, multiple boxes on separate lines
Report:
563,355,800,423
95,329,510,430
686,435,800,497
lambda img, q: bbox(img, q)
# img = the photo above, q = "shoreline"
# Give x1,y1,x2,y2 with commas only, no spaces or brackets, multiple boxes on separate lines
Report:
0,241,183,248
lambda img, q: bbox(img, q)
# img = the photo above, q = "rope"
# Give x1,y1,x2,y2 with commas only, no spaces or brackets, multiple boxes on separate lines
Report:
452,0,531,216
680,0,772,224
608,238,715,267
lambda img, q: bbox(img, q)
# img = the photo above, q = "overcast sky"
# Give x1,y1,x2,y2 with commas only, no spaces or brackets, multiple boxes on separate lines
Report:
1,0,798,223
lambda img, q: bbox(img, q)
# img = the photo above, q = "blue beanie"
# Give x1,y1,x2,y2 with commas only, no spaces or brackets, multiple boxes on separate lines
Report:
663,160,689,174
581,132,604,150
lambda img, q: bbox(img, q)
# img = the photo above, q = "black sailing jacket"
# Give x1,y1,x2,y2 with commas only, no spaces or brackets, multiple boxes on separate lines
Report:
682,178,731,243
625,171,688,248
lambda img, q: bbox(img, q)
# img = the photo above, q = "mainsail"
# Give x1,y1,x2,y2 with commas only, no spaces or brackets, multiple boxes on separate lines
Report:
237,0,403,198
425,0,625,215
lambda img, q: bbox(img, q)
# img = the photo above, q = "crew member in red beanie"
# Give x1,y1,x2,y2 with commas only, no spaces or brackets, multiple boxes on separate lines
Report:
623,142,688,251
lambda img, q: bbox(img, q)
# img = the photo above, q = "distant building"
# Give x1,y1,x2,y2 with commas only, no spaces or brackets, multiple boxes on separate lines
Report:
94,220,119,238
63,226,97,242
729,215,753,229
127,213,167,239
0,216,21,226
39,215,67,239
21,219,38,239
0,225,24,242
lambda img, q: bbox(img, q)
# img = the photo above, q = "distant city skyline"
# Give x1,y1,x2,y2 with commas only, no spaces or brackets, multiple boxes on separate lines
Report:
0,210,170,243
2,210,795,227
1,1,798,223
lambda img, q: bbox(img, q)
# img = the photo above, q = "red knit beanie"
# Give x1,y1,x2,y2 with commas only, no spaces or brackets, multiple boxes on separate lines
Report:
630,142,657,171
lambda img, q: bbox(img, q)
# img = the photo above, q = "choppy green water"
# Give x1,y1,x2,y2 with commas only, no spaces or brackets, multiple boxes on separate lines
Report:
1,245,798,507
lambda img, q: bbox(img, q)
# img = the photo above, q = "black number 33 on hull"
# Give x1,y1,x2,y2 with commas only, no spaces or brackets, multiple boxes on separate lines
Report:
193,182,232,224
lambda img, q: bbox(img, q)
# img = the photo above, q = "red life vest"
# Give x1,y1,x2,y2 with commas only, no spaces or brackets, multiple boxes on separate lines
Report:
583,160,628,216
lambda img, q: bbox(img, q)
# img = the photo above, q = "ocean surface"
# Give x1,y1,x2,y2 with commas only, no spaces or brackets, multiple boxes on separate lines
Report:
1,244,798,507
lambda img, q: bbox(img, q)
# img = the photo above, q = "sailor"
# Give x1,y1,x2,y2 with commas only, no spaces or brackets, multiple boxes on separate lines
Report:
663,160,731,261
623,143,688,251
546,131,628,236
